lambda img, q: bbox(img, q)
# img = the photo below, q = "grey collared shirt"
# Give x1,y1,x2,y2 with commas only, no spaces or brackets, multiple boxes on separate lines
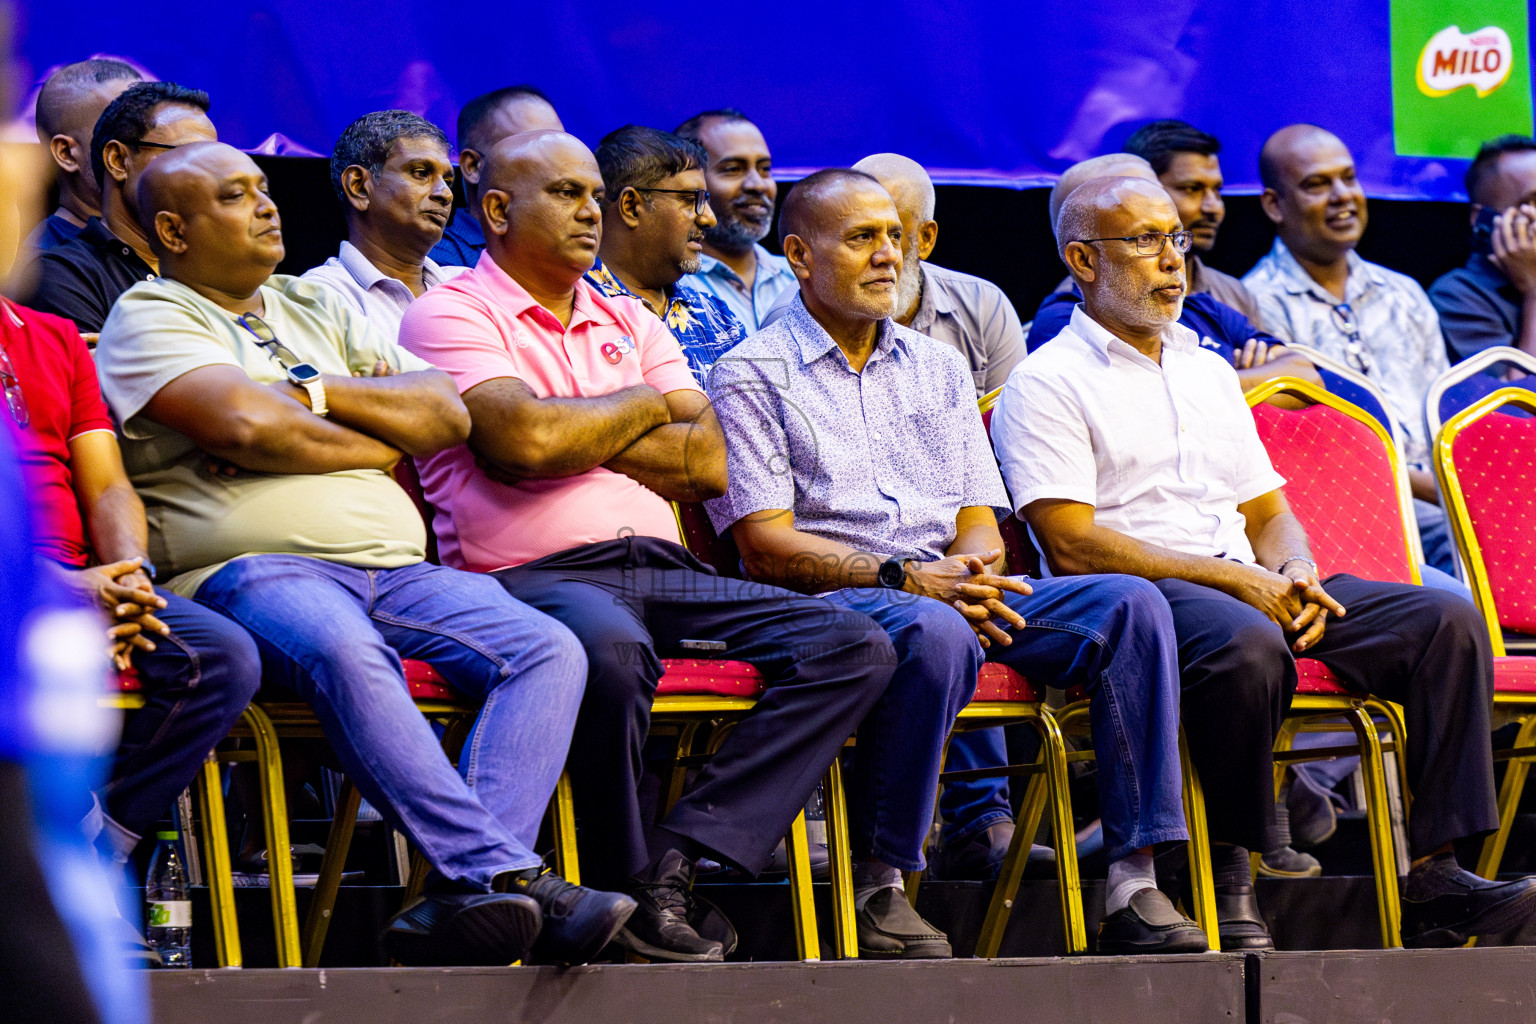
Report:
680,244,797,331
301,241,465,337
704,294,1009,562
761,262,1027,397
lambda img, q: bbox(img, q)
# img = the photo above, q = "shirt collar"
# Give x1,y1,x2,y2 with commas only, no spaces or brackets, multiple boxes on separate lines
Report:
696,244,789,285
1466,251,1510,288
1067,303,1198,366
1268,237,1385,301
586,257,679,319
908,264,957,330
472,252,621,331
337,240,453,292
784,293,903,368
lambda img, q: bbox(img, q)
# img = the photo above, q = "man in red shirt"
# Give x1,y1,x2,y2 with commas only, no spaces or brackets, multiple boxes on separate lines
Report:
0,297,261,883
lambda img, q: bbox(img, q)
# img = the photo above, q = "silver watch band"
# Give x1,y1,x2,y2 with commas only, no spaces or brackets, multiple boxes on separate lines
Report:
1276,555,1318,578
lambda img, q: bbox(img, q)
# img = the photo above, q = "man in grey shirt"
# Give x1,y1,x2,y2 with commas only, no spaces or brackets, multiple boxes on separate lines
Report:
761,153,1026,397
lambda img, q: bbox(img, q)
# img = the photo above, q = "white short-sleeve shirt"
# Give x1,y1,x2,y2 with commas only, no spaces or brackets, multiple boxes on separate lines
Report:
992,304,1285,566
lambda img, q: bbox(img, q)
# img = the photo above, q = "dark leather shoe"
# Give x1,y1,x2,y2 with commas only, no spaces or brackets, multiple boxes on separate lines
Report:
614,850,726,962
383,885,541,966
1097,888,1209,955
1216,883,1275,951
499,869,636,966
1403,870,1536,947
926,821,1057,882
857,886,952,959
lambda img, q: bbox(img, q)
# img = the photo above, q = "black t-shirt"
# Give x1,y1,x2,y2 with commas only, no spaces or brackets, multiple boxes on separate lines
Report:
25,217,155,334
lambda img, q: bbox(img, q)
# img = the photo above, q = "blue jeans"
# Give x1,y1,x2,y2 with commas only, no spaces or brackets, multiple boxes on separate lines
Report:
103,593,261,842
825,574,1185,867
196,556,587,889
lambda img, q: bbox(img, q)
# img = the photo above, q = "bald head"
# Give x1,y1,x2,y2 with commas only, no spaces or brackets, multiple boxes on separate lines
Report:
854,153,935,223
1258,123,1366,261
477,130,604,285
1058,176,1187,343
1049,154,1156,238
778,168,887,246
779,169,902,325
1258,123,1338,192
137,142,283,294
35,59,144,217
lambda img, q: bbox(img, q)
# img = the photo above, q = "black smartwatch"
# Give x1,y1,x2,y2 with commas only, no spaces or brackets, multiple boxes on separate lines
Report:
878,556,909,589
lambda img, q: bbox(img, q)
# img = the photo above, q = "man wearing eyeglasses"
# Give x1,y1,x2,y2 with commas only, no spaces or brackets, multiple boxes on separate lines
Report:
999,174,1536,951
584,125,746,386
28,81,216,335
1243,127,1451,548
95,141,641,968
675,109,796,330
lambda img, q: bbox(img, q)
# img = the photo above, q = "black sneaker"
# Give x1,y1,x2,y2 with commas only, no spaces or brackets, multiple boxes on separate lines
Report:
499,869,636,966
383,883,541,966
1402,867,1536,947
613,850,726,962
1097,888,1209,955
856,886,952,959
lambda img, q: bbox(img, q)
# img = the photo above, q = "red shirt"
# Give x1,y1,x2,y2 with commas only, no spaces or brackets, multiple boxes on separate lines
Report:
0,300,115,566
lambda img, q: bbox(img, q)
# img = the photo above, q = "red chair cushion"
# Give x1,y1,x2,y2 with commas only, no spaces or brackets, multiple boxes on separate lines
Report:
1251,402,1415,585
404,659,458,700
1295,658,1353,695
972,662,1044,702
1451,412,1536,633
656,658,766,697
1495,655,1536,694
116,667,142,692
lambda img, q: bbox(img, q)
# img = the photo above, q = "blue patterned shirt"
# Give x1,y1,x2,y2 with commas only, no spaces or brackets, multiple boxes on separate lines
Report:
705,294,1009,562
584,259,746,386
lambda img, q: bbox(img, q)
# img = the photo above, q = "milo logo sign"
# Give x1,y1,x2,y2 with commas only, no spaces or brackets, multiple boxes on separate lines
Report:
1392,2,1533,161
1418,26,1514,97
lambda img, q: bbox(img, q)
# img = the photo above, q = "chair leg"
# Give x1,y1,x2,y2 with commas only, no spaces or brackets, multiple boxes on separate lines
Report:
1344,705,1402,948
1369,699,1412,815
301,780,361,967
1273,718,1303,800
662,721,702,819
242,705,302,967
823,757,858,959
1478,714,1536,879
784,810,822,961
1180,728,1220,952
551,770,580,885
975,767,1046,959
195,754,242,968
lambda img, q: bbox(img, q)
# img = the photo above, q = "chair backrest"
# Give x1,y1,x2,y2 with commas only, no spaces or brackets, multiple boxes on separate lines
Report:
392,458,440,566
1436,388,1536,651
672,501,746,578
1425,346,1536,440
1246,378,1419,585
1282,343,1404,449
979,389,1042,578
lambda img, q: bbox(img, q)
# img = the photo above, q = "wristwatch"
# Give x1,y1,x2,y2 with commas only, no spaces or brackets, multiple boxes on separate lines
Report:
286,363,327,417
878,556,909,589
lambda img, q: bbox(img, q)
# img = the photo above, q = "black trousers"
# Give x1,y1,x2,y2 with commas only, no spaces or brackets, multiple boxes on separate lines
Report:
493,537,896,887
1159,573,1498,857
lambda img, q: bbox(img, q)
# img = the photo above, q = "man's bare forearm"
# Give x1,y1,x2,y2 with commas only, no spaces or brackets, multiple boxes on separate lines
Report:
315,370,470,456
84,482,150,564
1248,510,1313,573
1035,518,1250,595
217,397,402,474
466,380,670,478
733,518,888,593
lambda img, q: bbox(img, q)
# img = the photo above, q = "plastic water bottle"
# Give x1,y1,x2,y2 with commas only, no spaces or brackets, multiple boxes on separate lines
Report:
145,832,192,967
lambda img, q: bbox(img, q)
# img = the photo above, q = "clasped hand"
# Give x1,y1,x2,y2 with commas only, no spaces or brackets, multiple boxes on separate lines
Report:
1231,562,1346,653
907,549,1032,648
68,557,171,671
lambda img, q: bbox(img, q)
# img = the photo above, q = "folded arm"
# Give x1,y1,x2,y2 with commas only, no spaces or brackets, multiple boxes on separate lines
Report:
144,364,403,475
462,376,671,479
276,365,470,456
602,388,727,500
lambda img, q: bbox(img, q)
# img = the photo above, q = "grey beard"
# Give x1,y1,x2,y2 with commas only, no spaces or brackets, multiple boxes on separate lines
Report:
895,255,923,317
704,216,766,251
1096,260,1183,333
680,254,703,275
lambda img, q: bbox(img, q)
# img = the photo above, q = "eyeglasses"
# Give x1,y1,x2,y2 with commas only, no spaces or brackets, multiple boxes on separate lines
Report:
0,343,28,430
1329,303,1373,375
1073,231,1194,257
634,188,711,214
235,313,304,370
129,140,182,152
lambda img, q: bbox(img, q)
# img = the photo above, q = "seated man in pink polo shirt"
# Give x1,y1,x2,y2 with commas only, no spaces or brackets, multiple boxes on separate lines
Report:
399,132,966,962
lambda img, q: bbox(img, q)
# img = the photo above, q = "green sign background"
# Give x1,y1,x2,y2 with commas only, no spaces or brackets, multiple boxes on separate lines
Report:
1392,0,1534,158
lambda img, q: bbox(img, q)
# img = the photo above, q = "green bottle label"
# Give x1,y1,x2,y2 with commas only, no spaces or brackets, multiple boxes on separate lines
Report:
148,901,191,928
1392,0,1534,159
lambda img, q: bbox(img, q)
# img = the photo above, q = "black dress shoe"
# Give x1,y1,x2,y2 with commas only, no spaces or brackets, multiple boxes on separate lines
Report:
857,886,952,959
1215,883,1275,950
383,885,541,966
926,821,1057,882
1097,888,1209,955
499,869,637,966
1402,870,1536,947
614,850,726,962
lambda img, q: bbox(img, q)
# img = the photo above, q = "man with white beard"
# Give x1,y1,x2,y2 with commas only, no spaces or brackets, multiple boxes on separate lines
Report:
993,175,1536,951
762,153,1026,398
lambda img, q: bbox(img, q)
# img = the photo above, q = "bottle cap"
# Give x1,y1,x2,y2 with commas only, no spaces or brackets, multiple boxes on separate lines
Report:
156,830,180,841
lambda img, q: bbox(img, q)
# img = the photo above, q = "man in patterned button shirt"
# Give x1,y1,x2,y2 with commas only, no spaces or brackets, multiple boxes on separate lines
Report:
707,168,1204,956
585,125,746,385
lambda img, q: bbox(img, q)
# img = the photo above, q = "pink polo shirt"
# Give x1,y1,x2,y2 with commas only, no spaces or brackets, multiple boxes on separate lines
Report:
398,252,697,571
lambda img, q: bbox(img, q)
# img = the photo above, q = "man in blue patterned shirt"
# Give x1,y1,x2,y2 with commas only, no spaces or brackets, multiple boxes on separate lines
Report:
707,169,1203,957
586,126,747,385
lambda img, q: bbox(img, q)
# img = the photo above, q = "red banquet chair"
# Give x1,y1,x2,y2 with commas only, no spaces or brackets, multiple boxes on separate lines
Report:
1246,376,1425,948
973,386,1219,954
1433,387,1536,880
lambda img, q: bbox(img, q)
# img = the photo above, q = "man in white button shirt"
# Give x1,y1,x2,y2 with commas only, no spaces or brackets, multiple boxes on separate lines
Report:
994,174,1536,950
303,110,465,336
